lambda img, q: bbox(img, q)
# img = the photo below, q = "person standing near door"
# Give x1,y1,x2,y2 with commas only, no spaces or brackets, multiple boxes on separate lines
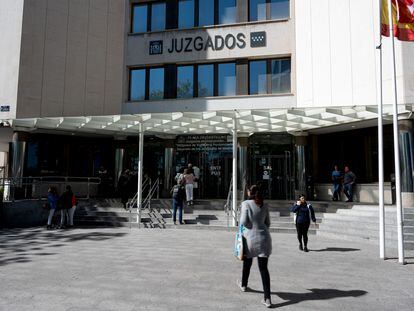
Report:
343,166,356,202
183,168,194,206
331,165,342,201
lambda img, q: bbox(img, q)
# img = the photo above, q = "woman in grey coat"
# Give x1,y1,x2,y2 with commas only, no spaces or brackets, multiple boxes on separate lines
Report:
238,185,272,308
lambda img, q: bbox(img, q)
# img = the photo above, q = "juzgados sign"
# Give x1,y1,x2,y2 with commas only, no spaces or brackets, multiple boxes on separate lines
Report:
149,31,266,55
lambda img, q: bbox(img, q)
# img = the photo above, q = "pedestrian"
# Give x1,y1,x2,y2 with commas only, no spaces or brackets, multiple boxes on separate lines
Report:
183,168,195,205
170,178,186,225
66,185,77,228
118,169,131,209
331,165,342,201
59,185,73,229
343,166,356,202
46,187,59,230
291,194,316,252
238,185,272,308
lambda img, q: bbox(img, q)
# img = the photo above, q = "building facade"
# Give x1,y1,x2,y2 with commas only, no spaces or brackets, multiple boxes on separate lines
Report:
1,0,414,202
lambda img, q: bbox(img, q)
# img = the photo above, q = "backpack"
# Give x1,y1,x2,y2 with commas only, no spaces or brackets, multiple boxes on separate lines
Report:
172,185,185,201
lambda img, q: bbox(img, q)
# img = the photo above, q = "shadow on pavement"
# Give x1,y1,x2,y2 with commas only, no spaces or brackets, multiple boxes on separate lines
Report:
0,227,127,267
311,247,360,252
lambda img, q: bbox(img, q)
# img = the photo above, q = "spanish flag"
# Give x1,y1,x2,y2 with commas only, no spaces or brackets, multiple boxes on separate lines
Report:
381,0,414,41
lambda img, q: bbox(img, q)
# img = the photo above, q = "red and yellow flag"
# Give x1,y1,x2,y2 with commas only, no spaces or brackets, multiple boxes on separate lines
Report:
381,0,414,41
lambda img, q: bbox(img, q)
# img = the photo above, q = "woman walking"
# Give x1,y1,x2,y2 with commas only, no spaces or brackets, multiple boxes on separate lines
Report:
239,185,272,308
291,194,316,252
183,168,194,206
46,187,59,230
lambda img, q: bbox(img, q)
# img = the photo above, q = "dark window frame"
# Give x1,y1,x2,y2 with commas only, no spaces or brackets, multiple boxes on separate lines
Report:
131,1,166,33
248,58,291,95
217,61,237,97
196,63,215,98
176,64,196,99
248,0,290,22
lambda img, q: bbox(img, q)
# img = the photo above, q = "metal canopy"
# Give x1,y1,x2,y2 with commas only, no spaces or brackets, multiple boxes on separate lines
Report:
6,105,413,135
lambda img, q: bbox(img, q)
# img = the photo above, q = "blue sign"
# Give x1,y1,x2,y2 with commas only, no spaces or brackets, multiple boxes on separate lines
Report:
250,31,266,48
149,40,163,55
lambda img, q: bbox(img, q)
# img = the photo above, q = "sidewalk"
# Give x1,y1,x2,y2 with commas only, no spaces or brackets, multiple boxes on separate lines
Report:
0,227,413,311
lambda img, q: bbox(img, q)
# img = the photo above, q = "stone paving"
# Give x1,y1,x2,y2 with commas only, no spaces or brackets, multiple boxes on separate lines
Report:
0,227,413,311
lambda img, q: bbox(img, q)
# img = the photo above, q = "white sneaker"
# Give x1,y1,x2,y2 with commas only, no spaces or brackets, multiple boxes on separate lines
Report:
262,298,271,308
237,280,247,292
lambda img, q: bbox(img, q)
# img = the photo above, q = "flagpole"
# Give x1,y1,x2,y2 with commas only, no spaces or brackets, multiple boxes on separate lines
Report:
386,0,405,264
377,0,385,260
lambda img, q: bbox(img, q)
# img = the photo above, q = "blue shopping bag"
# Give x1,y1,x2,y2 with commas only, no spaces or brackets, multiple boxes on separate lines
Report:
234,225,245,261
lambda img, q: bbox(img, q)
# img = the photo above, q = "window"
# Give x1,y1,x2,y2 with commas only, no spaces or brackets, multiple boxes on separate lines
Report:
218,63,236,96
132,5,148,33
270,0,290,20
219,0,236,24
198,64,214,97
249,0,267,21
151,3,166,31
199,0,215,26
249,60,267,95
179,0,195,29
271,59,291,93
177,66,194,98
149,68,164,100
130,69,146,100
248,0,289,21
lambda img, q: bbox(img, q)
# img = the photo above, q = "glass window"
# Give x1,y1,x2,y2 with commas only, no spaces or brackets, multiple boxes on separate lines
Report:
219,0,236,24
271,59,291,93
177,66,194,98
130,69,146,101
178,0,195,29
199,0,214,26
198,64,214,97
249,60,267,95
270,0,290,20
132,5,148,33
151,3,166,31
249,0,267,21
149,68,164,100
218,63,236,96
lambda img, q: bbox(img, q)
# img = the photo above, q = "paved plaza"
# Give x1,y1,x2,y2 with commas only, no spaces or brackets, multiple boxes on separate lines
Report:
0,227,413,311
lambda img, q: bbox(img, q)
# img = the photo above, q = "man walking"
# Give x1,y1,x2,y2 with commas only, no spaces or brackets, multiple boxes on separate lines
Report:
343,166,356,202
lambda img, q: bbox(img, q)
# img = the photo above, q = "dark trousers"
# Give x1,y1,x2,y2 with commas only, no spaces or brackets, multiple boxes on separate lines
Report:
172,199,183,223
242,257,271,300
343,184,353,201
332,183,341,200
296,222,310,247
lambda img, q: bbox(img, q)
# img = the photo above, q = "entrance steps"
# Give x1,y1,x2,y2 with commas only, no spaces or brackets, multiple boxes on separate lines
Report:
317,205,414,251
74,198,346,234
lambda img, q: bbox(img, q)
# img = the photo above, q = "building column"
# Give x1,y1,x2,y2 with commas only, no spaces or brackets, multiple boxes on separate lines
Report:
399,119,414,206
114,137,127,188
238,134,249,197
164,138,176,194
294,133,308,198
11,131,28,182
137,124,145,227
232,117,238,227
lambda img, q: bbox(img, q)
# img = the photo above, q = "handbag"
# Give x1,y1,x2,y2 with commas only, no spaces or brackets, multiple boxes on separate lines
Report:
234,224,245,261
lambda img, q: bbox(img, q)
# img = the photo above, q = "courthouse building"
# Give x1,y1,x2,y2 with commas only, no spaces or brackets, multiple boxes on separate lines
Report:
1,0,414,202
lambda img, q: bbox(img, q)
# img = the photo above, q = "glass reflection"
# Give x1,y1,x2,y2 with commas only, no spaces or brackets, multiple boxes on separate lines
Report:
219,0,236,24
179,0,195,29
151,3,166,31
149,68,164,100
132,5,147,33
271,0,290,20
177,66,194,98
198,64,214,97
249,0,267,21
271,59,291,93
130,69,146,101
249,60,267,95
218,63,236,96
199,0,215,26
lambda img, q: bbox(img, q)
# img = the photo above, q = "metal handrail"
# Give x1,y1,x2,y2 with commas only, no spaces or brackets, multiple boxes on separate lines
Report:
224,177,233,228
128,177,160,228
224,173,248,228
0,176,101,201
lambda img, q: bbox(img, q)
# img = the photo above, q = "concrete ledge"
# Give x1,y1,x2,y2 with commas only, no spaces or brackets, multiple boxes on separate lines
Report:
1,200,49,228
314,183,392,204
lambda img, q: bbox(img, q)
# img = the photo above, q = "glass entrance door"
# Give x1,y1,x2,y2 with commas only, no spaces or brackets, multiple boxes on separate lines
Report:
252,152,293,200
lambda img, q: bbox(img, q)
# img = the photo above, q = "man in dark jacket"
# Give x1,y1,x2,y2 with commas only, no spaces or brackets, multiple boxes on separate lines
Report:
343,166,356,202
171,178,186,225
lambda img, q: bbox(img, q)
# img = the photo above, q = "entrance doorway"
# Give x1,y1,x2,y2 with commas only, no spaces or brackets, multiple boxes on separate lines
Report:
252,152,294,200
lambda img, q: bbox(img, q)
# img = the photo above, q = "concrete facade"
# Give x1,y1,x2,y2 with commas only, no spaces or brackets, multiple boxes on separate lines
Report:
15,0,126,119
